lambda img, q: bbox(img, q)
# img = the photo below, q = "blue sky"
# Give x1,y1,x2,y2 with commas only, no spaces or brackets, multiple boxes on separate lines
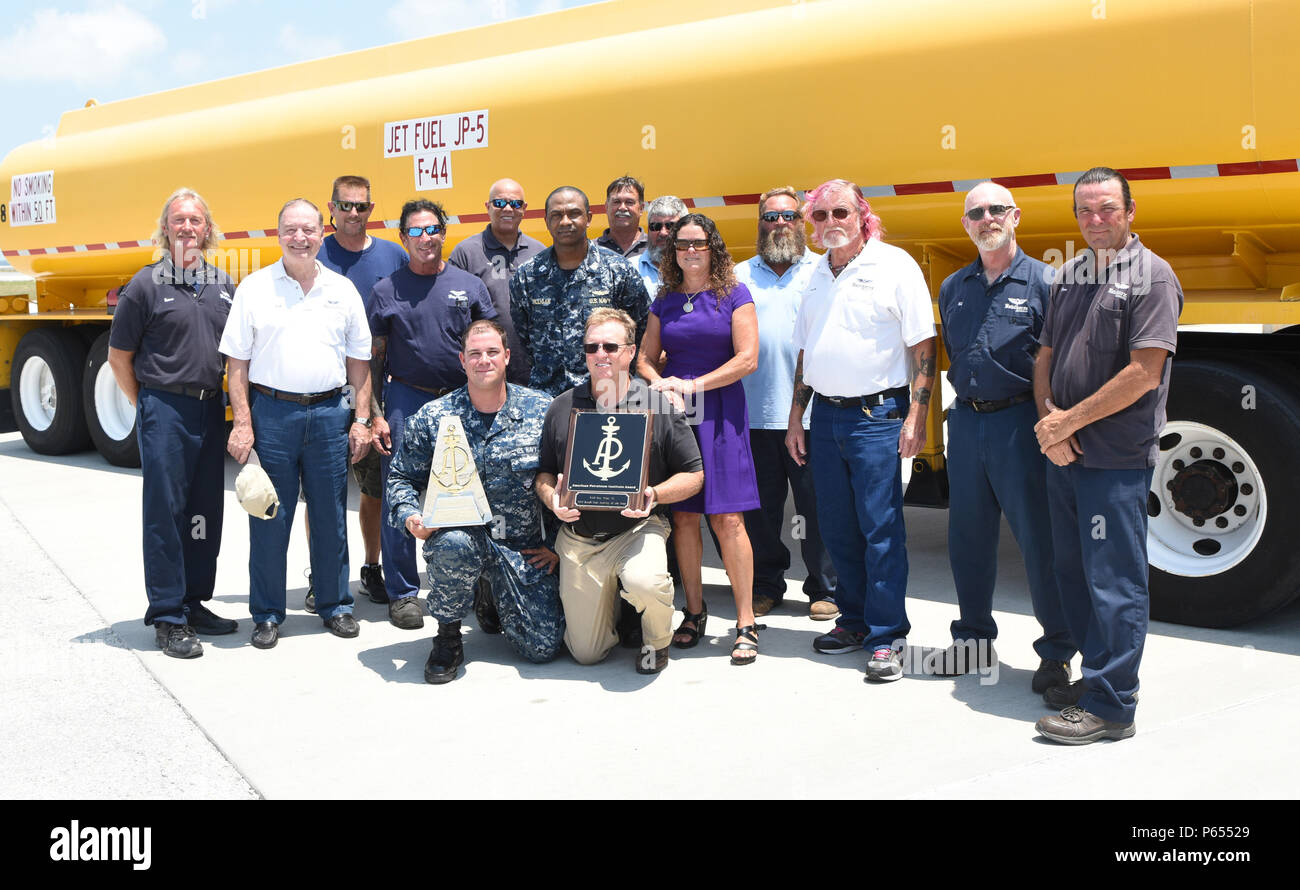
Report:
0,0,599,156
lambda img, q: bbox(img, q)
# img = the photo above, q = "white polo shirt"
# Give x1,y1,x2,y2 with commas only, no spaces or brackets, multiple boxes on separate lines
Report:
792,238,935,398
219,259,371,394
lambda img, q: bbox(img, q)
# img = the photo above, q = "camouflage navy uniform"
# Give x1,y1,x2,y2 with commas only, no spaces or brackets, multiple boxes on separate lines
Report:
508,244,650,397
386,383,563,663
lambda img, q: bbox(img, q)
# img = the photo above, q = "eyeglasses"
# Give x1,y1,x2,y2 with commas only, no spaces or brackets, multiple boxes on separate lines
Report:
761,210,800,223
583,342,629,354
405,224,444,237
648,221,678,233
809,207,852,222
490,198,525,210
965,204,1015,221
333,201,372,213
674,238,710,251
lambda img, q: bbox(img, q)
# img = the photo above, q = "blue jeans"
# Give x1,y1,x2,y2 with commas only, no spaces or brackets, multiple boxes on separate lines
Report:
745,428,837,602
810,397,910,650
379,379,437,602
946,399,1073,661
248,390,353,624
1046,463,1153,723
137,389,225,626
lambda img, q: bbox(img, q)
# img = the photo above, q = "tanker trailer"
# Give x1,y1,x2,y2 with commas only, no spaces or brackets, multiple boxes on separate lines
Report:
2,0,1298,626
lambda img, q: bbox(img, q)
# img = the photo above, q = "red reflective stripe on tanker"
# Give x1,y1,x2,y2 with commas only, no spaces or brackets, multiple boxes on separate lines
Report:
1218,159,1299,176
992,173,1058,189
893,181,955,196
1117,166,1172,181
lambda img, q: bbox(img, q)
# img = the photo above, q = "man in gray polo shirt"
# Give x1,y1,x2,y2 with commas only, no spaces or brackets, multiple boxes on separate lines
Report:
1032,166,1183,744
448,177,544,385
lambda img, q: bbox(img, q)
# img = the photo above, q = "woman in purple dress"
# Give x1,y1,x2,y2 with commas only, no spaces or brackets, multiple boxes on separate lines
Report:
636,214,763,664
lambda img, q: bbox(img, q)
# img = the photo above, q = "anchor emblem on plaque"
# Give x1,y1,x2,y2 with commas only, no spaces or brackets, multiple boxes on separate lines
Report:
583,415,631,481
433,424,474,492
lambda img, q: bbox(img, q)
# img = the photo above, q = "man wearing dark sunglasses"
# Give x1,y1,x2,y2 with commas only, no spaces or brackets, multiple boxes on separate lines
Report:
737,186,838,622
304,174,409,614
638,194,687,295
448,178,545,386
786,179,937,683
367,198,497,630
596,175,648,259
932,181,1074,692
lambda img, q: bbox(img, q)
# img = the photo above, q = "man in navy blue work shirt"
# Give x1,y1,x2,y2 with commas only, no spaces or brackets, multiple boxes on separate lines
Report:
935,181,1073,691
108,188,239,658
369,198,497,630
305,174,408,613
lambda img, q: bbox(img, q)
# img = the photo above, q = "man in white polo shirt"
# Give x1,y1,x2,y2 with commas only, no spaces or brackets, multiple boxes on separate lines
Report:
786,179,937,682
221,198,374,650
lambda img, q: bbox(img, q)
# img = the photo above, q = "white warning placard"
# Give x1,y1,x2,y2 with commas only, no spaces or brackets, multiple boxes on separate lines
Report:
10,170,56,226
384,109,488,158
414,152,453,191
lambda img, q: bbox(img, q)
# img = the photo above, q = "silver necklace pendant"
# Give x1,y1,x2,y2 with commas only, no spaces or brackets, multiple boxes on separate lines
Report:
683,299,694,313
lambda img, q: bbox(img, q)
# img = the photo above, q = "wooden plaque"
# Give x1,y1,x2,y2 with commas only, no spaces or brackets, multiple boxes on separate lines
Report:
556,409,654,511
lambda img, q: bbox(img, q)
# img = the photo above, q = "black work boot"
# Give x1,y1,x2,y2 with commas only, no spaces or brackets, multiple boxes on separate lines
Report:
473,578,501,634
424,621,465,685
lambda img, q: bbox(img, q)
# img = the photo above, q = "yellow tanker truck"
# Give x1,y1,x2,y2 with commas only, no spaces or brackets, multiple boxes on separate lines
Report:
2,0,1298,628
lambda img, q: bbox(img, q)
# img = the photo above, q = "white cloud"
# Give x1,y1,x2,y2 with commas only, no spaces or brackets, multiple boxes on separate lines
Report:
277,23,344,61
385,0,520,38
0,3,167,86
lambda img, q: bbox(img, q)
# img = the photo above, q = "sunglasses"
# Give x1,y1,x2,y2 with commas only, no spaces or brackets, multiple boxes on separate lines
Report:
809,207,853,222
405,224,445,237
648,221,678,233
583,342,629,354
490,198,525,210
674,238,710,251
761,210,800,223
965,204,1015,221
334,201,372,213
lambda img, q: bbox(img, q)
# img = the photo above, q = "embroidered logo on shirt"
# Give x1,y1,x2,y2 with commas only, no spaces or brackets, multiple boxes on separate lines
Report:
220,291,232,303
532,297,551,306
1105,287,1129,300
448,289,468,304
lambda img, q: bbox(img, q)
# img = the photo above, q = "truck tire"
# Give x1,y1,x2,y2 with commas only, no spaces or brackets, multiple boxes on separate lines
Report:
82,330,140,467
1148,359,1300,626
10,328,92,455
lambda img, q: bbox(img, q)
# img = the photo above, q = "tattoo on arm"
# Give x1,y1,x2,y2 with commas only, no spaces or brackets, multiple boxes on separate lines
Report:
914,386,931,406
370,336,387,415
793,353,812,409
917,355,935,378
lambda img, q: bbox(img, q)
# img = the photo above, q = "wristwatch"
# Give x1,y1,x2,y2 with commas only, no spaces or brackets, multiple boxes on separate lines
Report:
353,416,373,428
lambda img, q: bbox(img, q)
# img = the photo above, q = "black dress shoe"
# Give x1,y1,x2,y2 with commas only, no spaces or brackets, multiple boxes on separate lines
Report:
1032,658,1071,694
1043,679,1087,709
251,621,279,650
155,622,203,659
304,571,316,614
473,577,501,634
425,621,464,684
616,596,643,649
187,602,238,635
324,613,360,638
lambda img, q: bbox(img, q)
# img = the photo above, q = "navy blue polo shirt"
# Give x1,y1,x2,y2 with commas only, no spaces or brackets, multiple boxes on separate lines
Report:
109,255,234,389
368,263,497,391
318,234,408,305
938,248,1051,402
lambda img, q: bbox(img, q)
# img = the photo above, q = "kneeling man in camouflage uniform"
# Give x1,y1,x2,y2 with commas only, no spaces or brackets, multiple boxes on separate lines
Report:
386,319,564,684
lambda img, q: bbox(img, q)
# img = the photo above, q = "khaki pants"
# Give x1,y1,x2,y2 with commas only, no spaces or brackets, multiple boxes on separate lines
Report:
557,516,675,663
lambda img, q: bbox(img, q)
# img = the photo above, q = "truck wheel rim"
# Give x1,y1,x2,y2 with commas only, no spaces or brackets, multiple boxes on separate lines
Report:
18,356,57,432
1148,421,1266,577
93,361,135,441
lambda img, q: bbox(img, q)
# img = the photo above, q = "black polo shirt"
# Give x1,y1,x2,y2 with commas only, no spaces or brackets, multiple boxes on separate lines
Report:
539,376,702,538
1042,234,1182,468
109,255,233,389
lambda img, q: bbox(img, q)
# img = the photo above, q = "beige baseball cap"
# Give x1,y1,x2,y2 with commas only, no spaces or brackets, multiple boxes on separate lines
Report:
236,463,280,520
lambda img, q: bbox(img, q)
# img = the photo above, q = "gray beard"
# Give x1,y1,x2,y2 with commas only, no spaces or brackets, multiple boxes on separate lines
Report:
647,244,665,265
759,229,805,266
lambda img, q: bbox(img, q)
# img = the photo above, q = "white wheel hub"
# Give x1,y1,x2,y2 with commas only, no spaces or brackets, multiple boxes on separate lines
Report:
18,355,57,431
93,361,136,441
1149,421,1266,577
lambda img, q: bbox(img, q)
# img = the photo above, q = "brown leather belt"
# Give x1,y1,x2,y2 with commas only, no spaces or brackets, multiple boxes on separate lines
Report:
390,375,452,397
146,383,222,401
958,392,1033,414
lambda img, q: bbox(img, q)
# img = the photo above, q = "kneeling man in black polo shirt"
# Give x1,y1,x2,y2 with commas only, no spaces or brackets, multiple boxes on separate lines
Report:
534,308,703,674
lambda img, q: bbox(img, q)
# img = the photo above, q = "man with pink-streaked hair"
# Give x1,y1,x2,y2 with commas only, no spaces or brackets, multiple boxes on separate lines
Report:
785,179,937,682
